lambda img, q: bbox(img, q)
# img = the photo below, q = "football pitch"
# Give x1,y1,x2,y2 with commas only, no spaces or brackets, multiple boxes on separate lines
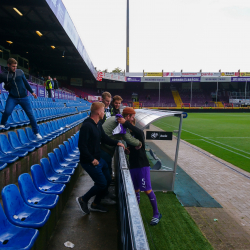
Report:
153,113,250,173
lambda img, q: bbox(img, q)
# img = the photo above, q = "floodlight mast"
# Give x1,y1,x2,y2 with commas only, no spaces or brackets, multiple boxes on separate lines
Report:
126,0,129,72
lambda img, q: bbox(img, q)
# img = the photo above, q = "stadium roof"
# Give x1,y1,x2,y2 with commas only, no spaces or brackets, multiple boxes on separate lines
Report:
0,0,96,80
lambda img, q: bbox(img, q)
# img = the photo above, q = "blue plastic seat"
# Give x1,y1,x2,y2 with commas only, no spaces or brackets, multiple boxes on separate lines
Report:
18,173,59,209
17,110,30,125
38,125,53,141
8,132,36,152
31,164,66,194
0,134,28,157
63,141,80,157
11,111,25,126
68,138,80,154
17,129,42,148
0,162,8,170
48,153,75,174
0,204,39,250
40,158,71,184
25,127,48,144
58,144,79,162
1,184,51,228
0,149,19,164
53,148,78,168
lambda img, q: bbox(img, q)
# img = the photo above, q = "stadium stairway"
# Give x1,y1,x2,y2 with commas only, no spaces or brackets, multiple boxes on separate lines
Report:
171,90,183,108
214,101,224,107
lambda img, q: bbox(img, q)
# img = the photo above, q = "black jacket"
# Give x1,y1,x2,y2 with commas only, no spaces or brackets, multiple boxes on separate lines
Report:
54,80,59,89
124,121,150,169
78,117,118,164
0,68,33,98
100,104,115,124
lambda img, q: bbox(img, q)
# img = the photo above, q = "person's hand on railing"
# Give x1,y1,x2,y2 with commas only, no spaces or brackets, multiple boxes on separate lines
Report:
117,142,125,150
125,147,130,155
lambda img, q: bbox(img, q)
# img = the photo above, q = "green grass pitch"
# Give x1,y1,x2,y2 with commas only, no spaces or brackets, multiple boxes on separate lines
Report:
153,113,250,173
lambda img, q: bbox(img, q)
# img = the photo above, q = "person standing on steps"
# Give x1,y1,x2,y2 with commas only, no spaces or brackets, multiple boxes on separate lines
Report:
76,102,125,215
0,58,42,139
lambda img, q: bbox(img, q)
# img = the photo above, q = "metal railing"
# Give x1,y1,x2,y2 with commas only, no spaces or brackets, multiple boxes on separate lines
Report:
115,146,149,250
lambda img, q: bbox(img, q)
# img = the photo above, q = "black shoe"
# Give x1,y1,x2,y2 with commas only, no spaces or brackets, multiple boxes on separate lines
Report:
76,197,90,215
89,203,108,212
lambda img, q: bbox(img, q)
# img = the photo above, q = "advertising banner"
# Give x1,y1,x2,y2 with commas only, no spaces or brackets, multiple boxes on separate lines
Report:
221,72,239,76
170,77,200,82
144,72,163,77
163,72,181,77
70,78,82,86
58,90,62,99
28,84,38,96
127,77,141,82
200,77,231,82
231,77,250,82
201,72,221,77
181,72,201,77
146,131,173,140
229,99,250,103
62,91,65,99
141,77,170,82
38,85,45,97
240,72,250,77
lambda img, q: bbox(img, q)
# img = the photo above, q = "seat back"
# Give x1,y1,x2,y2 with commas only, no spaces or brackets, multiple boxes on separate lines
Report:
68,138,76,151
31,164,48,189
18,173,38,202
40,158,55,177
17,129,30,144
0,134,15,153
48,152,61,171
25,127,37,141
58,144,69,158
1,184,26,220
53,148,66,164
8,131,23,148
11,111,21,123
17,110,27,122
0,204,12,231
63,141,73,154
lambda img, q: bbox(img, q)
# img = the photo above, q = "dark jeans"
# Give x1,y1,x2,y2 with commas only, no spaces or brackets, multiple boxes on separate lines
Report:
81,158,111,205
47,89,52,98
1,95,39,134
100,149,112,176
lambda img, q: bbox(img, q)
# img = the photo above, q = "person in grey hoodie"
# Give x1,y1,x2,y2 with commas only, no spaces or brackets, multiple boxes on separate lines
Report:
0,58,42,138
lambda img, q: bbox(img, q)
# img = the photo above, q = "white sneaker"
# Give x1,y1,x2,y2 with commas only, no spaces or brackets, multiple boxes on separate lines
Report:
36,133,42,139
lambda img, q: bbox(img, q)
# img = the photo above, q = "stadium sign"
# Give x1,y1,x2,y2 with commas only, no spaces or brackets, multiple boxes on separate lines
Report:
231,77,250,82
144,72,163,76
240,72,250,77
221,72,239,76
200,77,230,82
146,131,173,140
127,77,141,82
181,72,201,77
141,77,170,82
170,77,200,82
163,72,181,77
201,72,221,77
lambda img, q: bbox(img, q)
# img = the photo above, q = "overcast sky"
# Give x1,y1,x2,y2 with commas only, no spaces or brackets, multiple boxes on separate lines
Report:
62,0,250,73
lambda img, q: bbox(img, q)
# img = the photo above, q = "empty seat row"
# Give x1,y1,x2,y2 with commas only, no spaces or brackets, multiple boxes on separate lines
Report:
0,132,80,249
31,101,65,109
0,113,86,169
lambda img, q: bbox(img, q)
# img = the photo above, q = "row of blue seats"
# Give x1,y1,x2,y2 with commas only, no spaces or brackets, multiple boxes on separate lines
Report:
31,101,65,108
0,113,87,169
0,107,82,130
0,132,80,249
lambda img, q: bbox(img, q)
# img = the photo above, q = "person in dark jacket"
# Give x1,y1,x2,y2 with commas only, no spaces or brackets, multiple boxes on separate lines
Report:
118,116,162,226
0,58,42,138
100,91,114,124
76,102,124,215
111,95,123,115
53,77,59,89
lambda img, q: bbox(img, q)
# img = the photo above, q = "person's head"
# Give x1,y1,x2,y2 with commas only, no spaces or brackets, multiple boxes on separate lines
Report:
53,77,56,80
102,92,111,108
112,95,123,110
7,58,18,72
48,76,51,80
122,107,136,124
91,102,105,120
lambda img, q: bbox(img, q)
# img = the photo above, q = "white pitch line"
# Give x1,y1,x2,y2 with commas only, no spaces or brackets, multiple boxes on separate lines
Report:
155,120,250,156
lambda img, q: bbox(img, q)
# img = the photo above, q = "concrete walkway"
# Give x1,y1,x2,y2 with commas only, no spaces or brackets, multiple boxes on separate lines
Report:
47,171,118,250
148,124,250,249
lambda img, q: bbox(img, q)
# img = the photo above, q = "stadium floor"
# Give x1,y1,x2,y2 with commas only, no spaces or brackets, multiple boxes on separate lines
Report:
47,170,118,250
147,124,250,249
